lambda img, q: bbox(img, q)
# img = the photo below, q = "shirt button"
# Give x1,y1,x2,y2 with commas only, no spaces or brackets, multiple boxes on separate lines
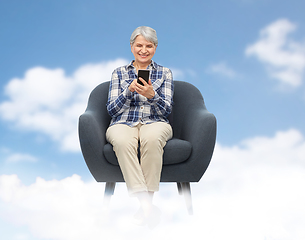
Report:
141,106,144,110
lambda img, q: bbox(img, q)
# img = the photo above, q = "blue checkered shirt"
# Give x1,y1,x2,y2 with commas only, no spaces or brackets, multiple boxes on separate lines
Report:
106,60,174,127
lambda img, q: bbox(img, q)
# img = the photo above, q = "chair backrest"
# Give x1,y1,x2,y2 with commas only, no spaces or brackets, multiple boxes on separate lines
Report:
169,81,206,139
86,80,206,138
85,81,112,127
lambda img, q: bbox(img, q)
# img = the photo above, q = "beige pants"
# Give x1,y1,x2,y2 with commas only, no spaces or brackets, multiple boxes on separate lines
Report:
106,122,173,195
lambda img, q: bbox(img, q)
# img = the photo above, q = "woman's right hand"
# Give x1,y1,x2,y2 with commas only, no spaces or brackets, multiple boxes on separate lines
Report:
129,79,137,92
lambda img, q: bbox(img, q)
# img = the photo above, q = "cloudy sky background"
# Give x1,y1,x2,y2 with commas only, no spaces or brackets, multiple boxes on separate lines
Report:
1,0,305,239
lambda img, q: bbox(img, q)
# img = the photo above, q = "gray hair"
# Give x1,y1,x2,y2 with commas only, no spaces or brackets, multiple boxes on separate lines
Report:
130,26,158,46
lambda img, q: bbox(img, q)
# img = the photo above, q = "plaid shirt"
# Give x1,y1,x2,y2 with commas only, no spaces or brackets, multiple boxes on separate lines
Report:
106,60,174,127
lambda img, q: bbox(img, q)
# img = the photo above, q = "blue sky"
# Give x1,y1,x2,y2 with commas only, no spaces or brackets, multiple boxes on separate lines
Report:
1,0,305,239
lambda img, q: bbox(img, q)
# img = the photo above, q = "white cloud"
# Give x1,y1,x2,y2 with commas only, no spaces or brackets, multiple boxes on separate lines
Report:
206,61,237,78
170,67,197,80
246,19,305,88
0,148,38,163
170,68,185,80
5,153,38,163
0,59,128,152
0,174,107,240
1,129,305,240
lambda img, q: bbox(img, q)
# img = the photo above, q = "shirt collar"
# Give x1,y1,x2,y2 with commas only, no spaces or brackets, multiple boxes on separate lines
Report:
127,60,157,70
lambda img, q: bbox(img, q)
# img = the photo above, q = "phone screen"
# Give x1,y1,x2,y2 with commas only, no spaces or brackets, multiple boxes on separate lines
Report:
137,70,150,85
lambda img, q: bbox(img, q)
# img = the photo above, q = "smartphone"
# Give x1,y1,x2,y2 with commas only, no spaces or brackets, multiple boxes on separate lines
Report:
137,70,150,86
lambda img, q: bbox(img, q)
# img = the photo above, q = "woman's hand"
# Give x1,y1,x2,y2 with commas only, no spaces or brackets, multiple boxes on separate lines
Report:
129,79,137,92
135,78,155,99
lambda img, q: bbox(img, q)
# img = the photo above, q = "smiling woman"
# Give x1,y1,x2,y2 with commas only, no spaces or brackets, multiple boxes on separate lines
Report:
131,35,157,72
130,26,158,71
105,26,174,227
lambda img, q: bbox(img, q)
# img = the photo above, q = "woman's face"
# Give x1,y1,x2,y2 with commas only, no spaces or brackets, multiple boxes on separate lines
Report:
131,35,156,66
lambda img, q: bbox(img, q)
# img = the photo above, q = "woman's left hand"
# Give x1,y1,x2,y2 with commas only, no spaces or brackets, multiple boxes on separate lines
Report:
135,78,155,99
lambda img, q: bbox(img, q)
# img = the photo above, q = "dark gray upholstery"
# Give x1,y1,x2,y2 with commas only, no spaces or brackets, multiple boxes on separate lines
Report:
79,80,216,181
78,80,216,214
103,138,192,166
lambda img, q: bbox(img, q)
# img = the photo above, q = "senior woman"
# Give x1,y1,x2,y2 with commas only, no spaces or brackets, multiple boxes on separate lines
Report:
106,26,174,226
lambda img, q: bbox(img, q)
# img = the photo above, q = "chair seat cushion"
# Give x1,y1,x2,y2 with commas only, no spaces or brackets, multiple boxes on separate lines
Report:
103,138,192,166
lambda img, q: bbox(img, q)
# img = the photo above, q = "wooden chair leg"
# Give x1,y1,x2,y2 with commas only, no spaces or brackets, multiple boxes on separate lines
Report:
177,182,193,215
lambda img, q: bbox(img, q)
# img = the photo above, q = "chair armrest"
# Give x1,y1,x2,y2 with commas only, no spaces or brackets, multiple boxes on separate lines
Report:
79,110,106,165
79,110,123,182
180,106,217,181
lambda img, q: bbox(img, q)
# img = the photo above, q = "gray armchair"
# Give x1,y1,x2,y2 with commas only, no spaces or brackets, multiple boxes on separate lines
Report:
78,81,216,214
